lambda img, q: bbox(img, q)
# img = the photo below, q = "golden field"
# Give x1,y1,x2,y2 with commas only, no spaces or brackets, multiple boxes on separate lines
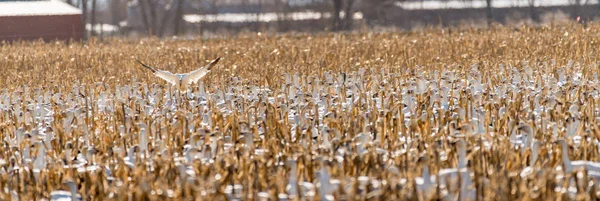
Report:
0,22,599,200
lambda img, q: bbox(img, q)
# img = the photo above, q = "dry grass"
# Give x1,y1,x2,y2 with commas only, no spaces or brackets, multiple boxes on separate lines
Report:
0,22,599,200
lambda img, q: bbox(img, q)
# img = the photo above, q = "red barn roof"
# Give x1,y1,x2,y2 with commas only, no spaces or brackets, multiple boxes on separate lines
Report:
0,0,83,42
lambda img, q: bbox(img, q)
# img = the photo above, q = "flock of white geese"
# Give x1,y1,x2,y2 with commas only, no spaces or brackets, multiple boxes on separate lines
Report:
3,59,600,200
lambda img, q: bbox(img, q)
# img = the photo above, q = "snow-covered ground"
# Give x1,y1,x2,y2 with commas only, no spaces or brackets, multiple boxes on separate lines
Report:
184,11,363,23
396,0,599,10
85,23,119,34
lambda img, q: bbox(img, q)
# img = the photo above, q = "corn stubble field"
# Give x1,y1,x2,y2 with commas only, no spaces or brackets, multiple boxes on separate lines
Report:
1,23,600,200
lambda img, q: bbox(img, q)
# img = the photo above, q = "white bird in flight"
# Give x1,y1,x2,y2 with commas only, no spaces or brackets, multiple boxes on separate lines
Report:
136,57,220,91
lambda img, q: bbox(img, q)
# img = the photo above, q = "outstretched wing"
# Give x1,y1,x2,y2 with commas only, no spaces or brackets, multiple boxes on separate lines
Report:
136,60,179,85
184,57,220,85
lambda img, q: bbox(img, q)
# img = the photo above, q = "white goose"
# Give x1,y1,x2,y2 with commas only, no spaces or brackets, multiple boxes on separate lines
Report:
136,57,220,92
317,159,338,201
413,141,474,201
558,139,600,173
415,160,435,200
49,180,81,201
286,159,299,198
557,139,600,195
437,140,475,201
520,141,540,178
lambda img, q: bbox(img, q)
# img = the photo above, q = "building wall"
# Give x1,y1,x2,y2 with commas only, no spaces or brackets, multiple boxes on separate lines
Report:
0,14,83,41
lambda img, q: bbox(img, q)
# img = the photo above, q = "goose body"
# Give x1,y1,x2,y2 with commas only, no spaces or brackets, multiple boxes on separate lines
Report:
438,140,475,201
136,58,220,92
415,163,435,200
49,181,81,201
559,139,600,173
414,140,474,201
520,141,540,178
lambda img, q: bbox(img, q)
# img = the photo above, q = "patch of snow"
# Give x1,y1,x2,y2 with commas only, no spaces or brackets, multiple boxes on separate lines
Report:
184,11,362,23
396,0,599,10
85,24,119,33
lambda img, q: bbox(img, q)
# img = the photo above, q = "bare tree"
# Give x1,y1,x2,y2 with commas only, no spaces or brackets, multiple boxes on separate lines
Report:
81,0,88,40
274,0,291,32
331,0,358,30
90,0,97,37
360,0,396,26
570,0,582,19
110,0,122,26
149,1,158,34
138,0,152,35
240,0,255,32
255,0,263,32
486,0,493,27
202,0,220,35
528,0,540,23
342,0,356,29
332,0,343,30
138,0,165,35
173,0,184,35
138,0,180,37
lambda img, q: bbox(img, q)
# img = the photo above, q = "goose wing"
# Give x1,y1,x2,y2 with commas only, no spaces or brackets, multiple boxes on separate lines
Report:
184,57,220,85
136,60,179,85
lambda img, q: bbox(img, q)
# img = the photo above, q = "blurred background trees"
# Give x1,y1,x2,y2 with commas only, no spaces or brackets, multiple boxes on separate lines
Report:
60,0,600,38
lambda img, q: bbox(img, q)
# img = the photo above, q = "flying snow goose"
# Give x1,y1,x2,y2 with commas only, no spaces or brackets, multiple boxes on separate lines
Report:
136,57,220,92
